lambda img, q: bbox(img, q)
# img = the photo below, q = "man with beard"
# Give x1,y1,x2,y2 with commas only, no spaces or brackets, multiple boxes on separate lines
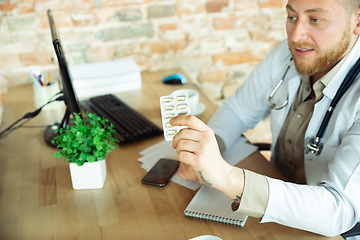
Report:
170,0,360,237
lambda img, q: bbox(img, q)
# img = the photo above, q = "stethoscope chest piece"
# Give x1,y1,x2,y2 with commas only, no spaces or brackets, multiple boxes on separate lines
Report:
305,137,323,155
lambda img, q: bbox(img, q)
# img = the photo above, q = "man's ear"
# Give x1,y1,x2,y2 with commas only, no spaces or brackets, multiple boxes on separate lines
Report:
353,6,360,35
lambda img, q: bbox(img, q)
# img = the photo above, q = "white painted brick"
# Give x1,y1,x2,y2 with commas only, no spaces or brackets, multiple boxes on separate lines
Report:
199,81,224,102
0,1,288,110
199,35,224,50
0,33,38,54
178,55,213,70
224,29,251,49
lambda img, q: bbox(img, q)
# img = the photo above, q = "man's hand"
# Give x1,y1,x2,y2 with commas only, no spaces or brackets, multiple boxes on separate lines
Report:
171,115,244,198
178,163,201,183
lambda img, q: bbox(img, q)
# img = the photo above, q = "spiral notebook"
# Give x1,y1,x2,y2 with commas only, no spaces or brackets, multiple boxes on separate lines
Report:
184,185,248,227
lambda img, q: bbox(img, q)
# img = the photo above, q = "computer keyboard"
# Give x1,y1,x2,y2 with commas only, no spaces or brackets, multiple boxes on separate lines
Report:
80,94,163,144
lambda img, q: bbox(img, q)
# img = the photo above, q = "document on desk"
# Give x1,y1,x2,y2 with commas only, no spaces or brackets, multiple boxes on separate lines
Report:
138,136,258,190
69,58,141,99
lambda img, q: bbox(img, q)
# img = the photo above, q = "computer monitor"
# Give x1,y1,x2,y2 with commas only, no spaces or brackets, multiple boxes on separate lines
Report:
43,9,83,147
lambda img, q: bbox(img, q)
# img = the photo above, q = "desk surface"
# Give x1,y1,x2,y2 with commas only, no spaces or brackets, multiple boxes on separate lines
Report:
0,70,342,240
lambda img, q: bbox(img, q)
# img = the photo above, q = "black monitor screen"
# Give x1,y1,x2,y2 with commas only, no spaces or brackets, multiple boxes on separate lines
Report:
47,9,81,117
44,10,82,147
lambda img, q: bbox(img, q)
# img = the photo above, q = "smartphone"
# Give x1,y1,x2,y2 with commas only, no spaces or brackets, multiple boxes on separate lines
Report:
141,158,180,187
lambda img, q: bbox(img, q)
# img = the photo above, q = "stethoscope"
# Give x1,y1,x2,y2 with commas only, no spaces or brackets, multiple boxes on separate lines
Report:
268,57,360,155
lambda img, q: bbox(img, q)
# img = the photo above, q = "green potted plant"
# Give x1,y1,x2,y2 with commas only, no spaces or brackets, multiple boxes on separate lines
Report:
52,112,118,190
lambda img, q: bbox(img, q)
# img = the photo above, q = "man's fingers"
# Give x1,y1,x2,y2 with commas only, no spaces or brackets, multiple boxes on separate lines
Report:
177,150,197,166
170,115,209,132
171,115,213,150
172,128,200,149
178,163,199,182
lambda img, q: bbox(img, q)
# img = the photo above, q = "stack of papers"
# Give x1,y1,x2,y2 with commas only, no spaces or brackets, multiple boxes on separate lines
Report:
69,58,141,99
138,137,258,190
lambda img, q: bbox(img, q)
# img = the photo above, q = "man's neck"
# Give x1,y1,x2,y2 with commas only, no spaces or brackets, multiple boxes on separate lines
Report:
310,64,339,85
310,35,359,85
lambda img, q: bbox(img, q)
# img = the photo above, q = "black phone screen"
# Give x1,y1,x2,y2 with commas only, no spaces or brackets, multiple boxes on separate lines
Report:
141,158,180,187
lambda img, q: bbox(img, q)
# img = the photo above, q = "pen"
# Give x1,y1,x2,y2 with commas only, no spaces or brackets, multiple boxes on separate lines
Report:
38,75,43,86
47,74,51,85
32,73,42,87
43,76,46,86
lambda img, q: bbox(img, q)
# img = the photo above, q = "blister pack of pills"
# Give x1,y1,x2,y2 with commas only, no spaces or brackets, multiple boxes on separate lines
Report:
160,93,191,141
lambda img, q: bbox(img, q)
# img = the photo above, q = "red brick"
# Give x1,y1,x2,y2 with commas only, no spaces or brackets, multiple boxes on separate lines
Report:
141,42,168,54
20,52,52,66
39,12,72,29
172,39,187,53
247,12,270,25
181,17,213,33
34,0,96,11
175,1,204,15
205,0,229,13
260,0,286,8
159,23,178,33
250,31,278,43
135,57,158,71
18,1,34,13
245,13,280,43
0,0,18,12
71,13,98,27
0,0,34,15
199,70,226,82
234,0,258,10
101,0,154,7
172,38,195,53
213,16,235,30
213,51,262,65
93,8,117,24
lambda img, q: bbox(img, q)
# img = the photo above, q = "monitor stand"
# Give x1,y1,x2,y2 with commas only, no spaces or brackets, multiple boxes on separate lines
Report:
43,108,74,148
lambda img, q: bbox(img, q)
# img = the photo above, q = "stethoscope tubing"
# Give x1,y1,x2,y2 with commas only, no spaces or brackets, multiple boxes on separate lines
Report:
268,65,291,110
269,56,360,155
316,56,360,140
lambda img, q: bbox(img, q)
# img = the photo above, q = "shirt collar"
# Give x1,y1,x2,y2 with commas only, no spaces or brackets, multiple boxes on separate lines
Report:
323,36,360,99
301,75,324,101
319,52,350,87
300,46,351,101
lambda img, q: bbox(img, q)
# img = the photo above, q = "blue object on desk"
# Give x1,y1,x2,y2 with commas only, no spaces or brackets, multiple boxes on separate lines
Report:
162,73,187,84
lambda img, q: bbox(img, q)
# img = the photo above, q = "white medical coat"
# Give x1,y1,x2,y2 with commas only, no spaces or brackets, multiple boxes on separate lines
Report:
207,39,360,236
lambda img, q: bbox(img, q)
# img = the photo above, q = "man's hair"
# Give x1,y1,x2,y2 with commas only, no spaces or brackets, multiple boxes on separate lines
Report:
341,0,360,18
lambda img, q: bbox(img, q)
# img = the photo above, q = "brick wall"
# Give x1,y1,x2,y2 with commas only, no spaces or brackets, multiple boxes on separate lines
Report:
0,0,287,143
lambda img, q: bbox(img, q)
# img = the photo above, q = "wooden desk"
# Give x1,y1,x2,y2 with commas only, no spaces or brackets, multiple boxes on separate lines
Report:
0,70,342,240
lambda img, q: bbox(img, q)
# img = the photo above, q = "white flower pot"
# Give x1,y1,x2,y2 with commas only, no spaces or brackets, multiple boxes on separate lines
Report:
69,159,107,190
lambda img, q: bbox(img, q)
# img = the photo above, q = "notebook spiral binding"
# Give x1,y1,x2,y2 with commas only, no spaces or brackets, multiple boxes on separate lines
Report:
184,210,244,226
